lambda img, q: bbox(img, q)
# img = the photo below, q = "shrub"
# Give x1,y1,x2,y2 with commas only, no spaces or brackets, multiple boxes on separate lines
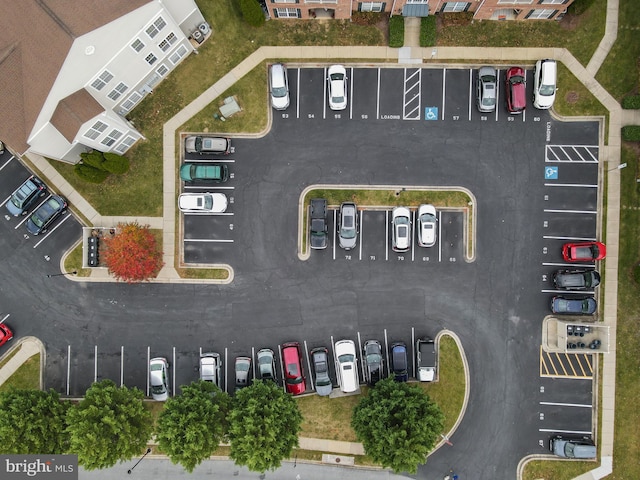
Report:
389,16,404,48
622,95,640,110
622,126,640,142
420,16,436,47
102,152,130,174
633,264,640,285
80,150,107,171
240,0,265,27
74,164,109,183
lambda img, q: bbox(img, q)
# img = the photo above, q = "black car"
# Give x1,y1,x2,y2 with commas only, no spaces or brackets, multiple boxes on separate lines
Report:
363,340,383,387
553,269,600,290
26,195,67,235
310,347,332,396
309,198,328,250
390,342,409,382
5,175,47,216
551,296,597,315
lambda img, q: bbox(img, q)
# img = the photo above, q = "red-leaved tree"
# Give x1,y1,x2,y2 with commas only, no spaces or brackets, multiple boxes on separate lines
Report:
102,222,164,283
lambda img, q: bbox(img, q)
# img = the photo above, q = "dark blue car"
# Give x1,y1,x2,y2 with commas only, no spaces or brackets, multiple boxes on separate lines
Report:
5,175,46,216
551,296,597,315
26,195,67,235
390,342,409,382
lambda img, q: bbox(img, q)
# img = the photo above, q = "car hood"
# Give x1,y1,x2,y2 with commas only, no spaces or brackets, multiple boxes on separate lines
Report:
5,199,23,216
339,235,356,250
315,382,333,396
271,94,289,110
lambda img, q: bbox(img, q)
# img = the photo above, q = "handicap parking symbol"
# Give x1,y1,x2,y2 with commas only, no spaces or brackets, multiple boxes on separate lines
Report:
425,107,438,121
545,166,559,180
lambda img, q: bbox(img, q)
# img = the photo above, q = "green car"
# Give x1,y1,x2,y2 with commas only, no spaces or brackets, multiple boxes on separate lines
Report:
180,163,229,183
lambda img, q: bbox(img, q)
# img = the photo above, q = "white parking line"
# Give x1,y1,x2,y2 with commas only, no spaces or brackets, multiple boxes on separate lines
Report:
94,345,98,383
438,210,442,262
385,210,389,261
16,195,51,230
172,346,176,398
0,156,15,172
224,347,228,393
184,159,235,163
411,209,415,262
296,68,301,119
323,66,327,120
1,195,10,207
146,346,150,397
468,69,473,121
349,67,354,120
539,428,592,434
411,327,416,378
277,344,286,393
303,341,314,391
357,332,365,382
543,209,597,214
544,183,598,188
359,210,363,261
332,209,337,260
251,346,256,380
183,238,233,243
33,213,72,248
376,68,381,120
182,212,234,216
383,329,390,377
495,69,500,122
543,262,595,268
542,235,597,241
541,289,595,294
67,345,71,396
184,185,235,190
0,314,9,324
120,346,124,387
441,69,446,120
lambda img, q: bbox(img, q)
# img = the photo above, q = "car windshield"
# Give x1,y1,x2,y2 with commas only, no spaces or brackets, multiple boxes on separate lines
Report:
341,216,356,238
272,86,287,98
201,195,213,210
32,199,59,227
482,86,496,106
339,354,354,363
540,83,555,96
195,137,203,151
366,353,382,364
236,362,249,372
151,384,166,394
510,75,524,84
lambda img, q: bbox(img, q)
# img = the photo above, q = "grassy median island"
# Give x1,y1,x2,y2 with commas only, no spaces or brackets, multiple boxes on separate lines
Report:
301,187,474,258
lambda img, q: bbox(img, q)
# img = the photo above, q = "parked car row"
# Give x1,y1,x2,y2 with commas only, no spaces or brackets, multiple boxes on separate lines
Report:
549,242,606,317
477,59,557,114
148,335,438,401
309,201,439,252
5,174,68,235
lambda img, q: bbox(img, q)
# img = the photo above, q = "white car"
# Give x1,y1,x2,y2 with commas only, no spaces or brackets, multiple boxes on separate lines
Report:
391,207,411,252
178,192,228,213
199,352,222,388
149,357,170,401
417,204,437,247
335,339,358,393
269,63,290,111
327,65,347,111
533,59,557,109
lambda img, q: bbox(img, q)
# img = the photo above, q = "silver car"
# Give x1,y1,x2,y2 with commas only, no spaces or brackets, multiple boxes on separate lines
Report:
149,357,170,401
338,202,358,250
199,352,221,388
235,356,252,391
310,347,332,396
269,63,290,110
417,204,437,247
476,66,497,113
257,348,276,382
391,207,411,252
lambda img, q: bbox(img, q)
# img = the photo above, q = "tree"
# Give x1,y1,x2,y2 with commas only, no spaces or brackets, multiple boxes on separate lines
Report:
102,152,130,174
102,222,164,283
228,381,302,472
156,381,231,472
0,389,69,454
351,378,445,474
66,380,152,470
240,0,265,27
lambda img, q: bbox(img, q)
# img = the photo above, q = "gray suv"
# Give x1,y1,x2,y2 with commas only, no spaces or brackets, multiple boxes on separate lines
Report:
338,202,358,250
550,436,596,459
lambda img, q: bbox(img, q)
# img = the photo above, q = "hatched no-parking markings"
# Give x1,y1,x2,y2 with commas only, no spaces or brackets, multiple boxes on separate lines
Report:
545,145,599,163
539,346,594,379
403,68,421,120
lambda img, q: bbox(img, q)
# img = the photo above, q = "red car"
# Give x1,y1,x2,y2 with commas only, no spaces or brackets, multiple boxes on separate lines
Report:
562,241,606,262
505,67,526,114
281,342,306,395
0,323,14,347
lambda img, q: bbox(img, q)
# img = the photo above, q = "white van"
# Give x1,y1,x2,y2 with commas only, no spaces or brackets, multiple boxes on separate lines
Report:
533,59,557,109
269,63,289,111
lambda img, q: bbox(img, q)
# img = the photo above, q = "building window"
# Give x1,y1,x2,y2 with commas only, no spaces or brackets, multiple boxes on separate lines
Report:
101,129,123,147
540,0,566,3
305,0,338,3
145,53,157,65
107,82,128,101
498,0,532,3
169,45,188,65
274,0,297,3
91,71,114,91
131,38,145,52
156,64,169,76
441,2,470,12
274,8,300,17
360,2,384,11
120,92,143,112
527,8,556,18
115,136,137,153
406,0,428,3
158,32,177,52
84,121,108,140
146,16,166,38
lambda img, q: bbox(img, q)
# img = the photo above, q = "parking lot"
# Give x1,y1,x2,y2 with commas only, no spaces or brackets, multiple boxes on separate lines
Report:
49,325,438,397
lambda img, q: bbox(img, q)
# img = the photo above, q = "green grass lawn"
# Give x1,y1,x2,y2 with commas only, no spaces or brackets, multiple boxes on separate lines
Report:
0,352,40,392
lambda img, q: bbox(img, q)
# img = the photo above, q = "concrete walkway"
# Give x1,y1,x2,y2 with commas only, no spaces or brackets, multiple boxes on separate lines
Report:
9,0,636,476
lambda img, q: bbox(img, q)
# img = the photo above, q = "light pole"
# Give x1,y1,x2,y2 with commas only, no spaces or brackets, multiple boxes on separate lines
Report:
46,270,77,278
127,448,152,474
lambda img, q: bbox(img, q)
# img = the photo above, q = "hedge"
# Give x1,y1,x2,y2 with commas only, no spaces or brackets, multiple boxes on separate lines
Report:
389,16,404,48
622,95,640,110
420,16,436,47
622,126,640,142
